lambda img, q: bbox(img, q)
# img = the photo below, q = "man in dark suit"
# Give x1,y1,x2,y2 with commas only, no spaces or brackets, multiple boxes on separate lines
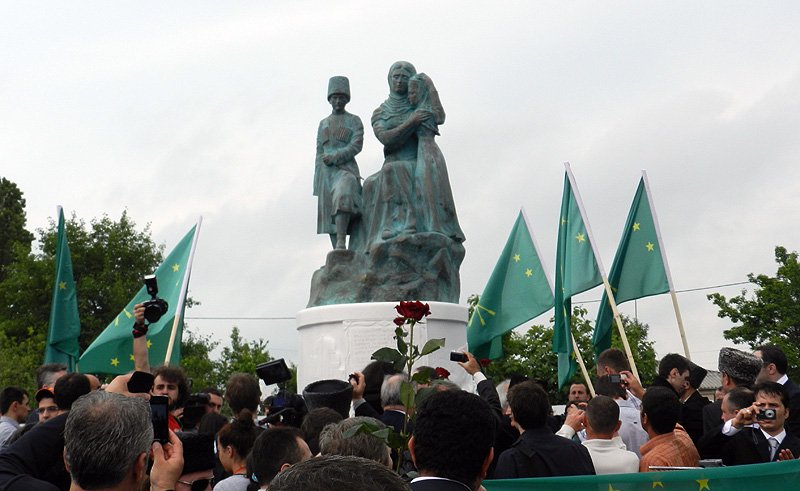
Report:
493,381,595,478
680,360,711,445
721,382,800,465
454,351,518,478
754,344,800,436
697,387,753,459
351,372,412,435
409,390,495,491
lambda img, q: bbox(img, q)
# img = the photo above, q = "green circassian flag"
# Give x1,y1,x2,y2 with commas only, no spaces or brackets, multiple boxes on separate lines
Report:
553,169,602,389
45,207,81,372
484,458,800,491
78,224,198,374
467,211,554,360
593,176,669,356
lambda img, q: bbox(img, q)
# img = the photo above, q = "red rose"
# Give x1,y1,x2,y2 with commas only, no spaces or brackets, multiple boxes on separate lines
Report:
393,317,405,327
435,367,450,379
395,301,431,322
479,358,491,367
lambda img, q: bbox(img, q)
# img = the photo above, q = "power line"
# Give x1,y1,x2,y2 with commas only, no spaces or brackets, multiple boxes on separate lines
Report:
575,280,751,305
185,317,295,321
185,280,753,320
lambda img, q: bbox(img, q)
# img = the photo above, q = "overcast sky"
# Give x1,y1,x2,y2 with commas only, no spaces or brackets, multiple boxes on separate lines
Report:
2,2,799,374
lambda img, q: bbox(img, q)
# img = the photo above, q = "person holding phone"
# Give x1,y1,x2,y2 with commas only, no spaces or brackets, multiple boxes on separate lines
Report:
63,390,184,491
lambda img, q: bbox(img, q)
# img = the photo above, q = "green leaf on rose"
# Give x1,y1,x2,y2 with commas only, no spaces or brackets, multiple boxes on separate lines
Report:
371,428,391,441
342,422,368,439
400,380,415,409
386,429,406,449
411,371,431,384
395,327,408,355
420,338,445,356
393,355,409,372
372,347,403,364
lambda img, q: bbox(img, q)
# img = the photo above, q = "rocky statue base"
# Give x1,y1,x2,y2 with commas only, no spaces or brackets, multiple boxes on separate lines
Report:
296,301,469,393
308,232,465,307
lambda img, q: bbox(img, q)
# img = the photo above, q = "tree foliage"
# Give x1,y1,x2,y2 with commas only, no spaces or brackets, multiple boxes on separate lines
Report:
481,306,657,404
0,197,278,395
708,246,800,381
0,211,164,348
180,326,285,394
0,177,34,280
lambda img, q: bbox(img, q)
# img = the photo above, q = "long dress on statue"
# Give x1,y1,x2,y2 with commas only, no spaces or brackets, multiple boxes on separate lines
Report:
412,115,465,243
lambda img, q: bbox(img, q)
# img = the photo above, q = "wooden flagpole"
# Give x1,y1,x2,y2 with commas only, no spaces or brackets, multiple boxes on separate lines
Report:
165,216,203,365
642,171,691,359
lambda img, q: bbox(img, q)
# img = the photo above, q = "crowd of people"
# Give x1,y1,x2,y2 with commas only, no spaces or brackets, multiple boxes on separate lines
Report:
0,307,797,491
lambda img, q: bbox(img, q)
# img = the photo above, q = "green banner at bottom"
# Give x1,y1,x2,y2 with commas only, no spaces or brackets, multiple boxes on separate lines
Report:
484,459,800,491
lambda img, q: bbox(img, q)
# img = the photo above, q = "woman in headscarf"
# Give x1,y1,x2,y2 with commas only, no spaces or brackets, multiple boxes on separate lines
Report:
364,61,432,245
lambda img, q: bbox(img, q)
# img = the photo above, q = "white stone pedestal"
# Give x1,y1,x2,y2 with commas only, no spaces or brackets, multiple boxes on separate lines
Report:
296,302,470,392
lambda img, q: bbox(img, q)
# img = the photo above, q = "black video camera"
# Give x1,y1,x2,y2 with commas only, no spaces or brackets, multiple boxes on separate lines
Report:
256,359,292,386
181,393,211,431
143,275,169,323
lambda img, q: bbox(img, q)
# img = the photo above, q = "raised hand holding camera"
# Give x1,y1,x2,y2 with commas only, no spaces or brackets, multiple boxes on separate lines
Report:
143,274,169,324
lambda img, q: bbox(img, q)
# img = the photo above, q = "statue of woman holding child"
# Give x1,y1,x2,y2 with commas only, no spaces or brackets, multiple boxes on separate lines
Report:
365,61,464,247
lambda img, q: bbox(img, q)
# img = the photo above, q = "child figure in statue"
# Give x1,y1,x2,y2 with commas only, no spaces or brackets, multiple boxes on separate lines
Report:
406,73,465,243
313,76,364,250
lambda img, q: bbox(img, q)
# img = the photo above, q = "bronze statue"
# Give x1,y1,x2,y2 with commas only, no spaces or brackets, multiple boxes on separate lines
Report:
308,65,465,307
314,76,364,250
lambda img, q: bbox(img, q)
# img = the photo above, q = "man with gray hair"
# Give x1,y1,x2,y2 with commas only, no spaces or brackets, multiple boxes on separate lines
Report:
319,416,392,467
379,374,410,434
64,391,183,491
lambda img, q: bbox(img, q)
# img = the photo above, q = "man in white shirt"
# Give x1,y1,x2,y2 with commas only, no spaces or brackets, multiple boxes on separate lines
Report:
0,387,29,448
581,396,639,475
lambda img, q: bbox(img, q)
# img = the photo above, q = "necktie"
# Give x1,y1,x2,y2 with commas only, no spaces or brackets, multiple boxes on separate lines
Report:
768,437,779,461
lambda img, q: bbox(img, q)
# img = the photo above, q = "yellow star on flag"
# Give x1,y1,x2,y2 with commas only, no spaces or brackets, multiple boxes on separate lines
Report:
646,242,655,252
130,354,135,361
633,222,641,231
110,358,120,367
525,268,533,277
512,254,521,262
147,339,153,349
59,281,67,290
652,483,664,489
561,217,568,224
697,479,710,490
172,263,180,272
575,232,586,243
607,484,620,491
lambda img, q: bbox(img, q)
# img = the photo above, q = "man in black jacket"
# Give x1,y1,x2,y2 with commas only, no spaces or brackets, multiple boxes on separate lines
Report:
494,381,595,479
649,353,691,398
409,390,495,491
721,382,800,465
680,360,711,445
754,345,800,436
0,373,91,491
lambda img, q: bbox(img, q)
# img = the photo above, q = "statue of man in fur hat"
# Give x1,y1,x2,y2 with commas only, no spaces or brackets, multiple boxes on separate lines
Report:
313,76,364,250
